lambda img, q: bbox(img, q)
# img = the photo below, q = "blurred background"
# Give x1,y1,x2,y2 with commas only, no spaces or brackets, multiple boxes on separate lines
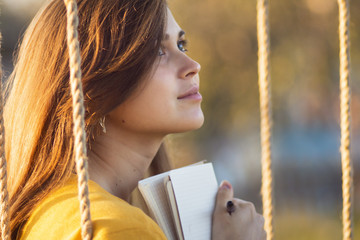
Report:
1,0,359,239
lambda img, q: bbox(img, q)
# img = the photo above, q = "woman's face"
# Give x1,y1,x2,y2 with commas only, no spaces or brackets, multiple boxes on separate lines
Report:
107,9,203,136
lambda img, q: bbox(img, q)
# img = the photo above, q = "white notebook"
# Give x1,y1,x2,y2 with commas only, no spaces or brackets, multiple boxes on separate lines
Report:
138,162,218,240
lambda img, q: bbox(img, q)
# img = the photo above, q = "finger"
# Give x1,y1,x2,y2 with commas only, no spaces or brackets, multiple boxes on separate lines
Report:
257,214,265,225
233,199,257,214
229,199,259,221
214,180,234,213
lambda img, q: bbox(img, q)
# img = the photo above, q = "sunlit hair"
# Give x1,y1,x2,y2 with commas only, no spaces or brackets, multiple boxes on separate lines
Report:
4,0,170,238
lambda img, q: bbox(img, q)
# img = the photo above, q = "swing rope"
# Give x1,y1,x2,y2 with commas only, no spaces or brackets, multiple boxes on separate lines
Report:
0,1,354,240
0,33,10,240
63,0,93,239
337,0,354,239
256,0,274,239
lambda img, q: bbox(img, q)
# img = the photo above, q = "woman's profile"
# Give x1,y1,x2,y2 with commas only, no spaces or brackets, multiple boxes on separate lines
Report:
4,0,266,239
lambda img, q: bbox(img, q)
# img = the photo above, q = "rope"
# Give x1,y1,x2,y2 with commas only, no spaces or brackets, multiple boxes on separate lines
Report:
337,0,354,239
63,0,93,239
0,32,10,240
256,0,274,239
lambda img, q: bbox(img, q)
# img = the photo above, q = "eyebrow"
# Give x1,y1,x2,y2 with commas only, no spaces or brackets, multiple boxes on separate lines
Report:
164,30,186,41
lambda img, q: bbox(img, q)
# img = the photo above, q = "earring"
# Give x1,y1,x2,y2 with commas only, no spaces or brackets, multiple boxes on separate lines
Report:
99,116,106,133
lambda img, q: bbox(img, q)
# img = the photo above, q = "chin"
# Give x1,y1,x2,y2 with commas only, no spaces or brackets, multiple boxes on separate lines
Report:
172,112,205,133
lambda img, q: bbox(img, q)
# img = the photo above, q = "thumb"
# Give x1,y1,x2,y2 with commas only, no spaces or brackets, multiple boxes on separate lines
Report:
214,180,234,213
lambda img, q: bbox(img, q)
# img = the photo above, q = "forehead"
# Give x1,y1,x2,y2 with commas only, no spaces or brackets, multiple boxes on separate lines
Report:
165,9,182,37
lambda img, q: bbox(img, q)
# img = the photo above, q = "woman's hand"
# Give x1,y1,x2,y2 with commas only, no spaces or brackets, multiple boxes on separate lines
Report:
212,180,266,240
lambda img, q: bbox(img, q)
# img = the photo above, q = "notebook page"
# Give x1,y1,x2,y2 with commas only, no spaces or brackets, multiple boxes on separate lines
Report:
169,163,218,240
138,172,177,240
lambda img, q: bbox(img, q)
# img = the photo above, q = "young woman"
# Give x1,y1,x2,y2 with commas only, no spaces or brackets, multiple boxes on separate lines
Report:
4,0,266,239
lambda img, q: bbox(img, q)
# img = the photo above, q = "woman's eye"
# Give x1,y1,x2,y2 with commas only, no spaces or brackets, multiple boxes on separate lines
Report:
177,40,188,52
158,47,165,56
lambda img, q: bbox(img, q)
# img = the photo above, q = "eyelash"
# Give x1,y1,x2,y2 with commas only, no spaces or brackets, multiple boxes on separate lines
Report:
177,40,188,52
158,47,165,56
158,40,188,56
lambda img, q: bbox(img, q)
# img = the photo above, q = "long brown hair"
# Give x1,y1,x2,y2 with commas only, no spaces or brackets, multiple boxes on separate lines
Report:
4,0,170,238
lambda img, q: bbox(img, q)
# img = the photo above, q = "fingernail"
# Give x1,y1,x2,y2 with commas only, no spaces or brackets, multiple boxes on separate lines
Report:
220,180,232,190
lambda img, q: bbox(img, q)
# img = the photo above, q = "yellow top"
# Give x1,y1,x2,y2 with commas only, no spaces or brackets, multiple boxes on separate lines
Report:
21,177,167,240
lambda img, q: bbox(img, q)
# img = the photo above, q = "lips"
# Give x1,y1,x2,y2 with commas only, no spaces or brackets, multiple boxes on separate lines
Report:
177,86,201,100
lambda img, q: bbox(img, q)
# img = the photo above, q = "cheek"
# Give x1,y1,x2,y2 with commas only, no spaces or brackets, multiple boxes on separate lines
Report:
141,70,177,111
107,66,204,133
108,75,177,127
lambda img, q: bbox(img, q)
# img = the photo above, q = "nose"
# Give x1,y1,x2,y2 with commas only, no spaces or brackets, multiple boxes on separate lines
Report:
179,55,201,79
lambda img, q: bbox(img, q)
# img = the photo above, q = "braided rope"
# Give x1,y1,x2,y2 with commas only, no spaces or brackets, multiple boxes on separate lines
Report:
256,0,274,239
63,0,93,239
0,32,10,240
337,0,354,239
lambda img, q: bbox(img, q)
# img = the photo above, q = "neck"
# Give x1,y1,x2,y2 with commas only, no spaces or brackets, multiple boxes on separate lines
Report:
88,120,165,201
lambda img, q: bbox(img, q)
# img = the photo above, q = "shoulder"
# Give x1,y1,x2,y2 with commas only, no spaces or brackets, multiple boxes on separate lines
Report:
21,177,166,240
90,180,166,239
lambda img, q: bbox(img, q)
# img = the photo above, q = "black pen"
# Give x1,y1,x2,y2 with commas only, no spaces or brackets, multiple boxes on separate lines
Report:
226,201,235,215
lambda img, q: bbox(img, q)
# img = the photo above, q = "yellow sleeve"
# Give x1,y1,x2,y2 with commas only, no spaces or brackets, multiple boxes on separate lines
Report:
90,206,167,240
93,225,166,240
21,178,167,240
